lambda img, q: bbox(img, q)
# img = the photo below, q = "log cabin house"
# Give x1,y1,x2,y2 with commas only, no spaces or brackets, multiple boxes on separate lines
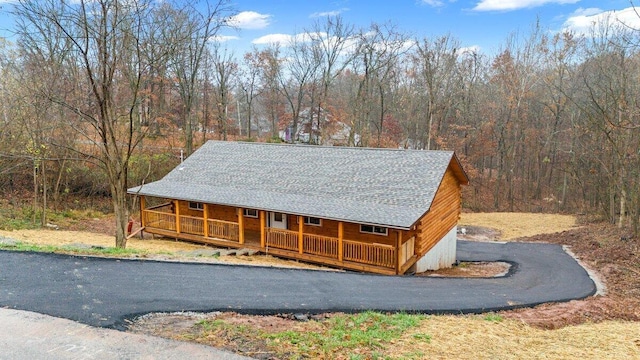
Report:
127,141,469,275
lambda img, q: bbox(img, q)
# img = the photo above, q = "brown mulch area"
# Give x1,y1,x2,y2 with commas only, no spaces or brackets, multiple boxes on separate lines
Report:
500,222,640,329
416,261,511,277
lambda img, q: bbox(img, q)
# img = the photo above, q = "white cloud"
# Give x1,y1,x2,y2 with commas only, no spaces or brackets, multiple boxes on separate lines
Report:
252,32,329,46
473,0,579,12
422,0,445,7
459,45,482,54
310,8,349,18
228,11,271,30
562,7,640,35
252,33,292,45
210,35,240,43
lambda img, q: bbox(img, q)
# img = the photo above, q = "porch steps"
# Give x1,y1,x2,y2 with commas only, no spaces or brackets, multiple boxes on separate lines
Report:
179,248,258,257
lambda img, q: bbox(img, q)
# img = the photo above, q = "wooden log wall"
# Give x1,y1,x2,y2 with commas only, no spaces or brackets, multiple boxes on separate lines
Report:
288,215,393,246
175,201,407,250
411,168,462,257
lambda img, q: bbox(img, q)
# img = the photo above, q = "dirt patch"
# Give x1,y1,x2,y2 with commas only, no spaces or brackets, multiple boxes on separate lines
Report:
417,261,511,277
456,224,501,241
128,312,329,359
460,212,578,240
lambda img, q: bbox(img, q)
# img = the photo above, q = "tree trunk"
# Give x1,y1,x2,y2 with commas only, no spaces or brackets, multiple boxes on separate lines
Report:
41,158,47,227
185,111,193,156
110,174,129,248
32,159,38,224
619,188,626,228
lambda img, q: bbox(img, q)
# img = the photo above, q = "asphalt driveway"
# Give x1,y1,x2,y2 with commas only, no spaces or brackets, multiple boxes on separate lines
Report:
0,240,596,330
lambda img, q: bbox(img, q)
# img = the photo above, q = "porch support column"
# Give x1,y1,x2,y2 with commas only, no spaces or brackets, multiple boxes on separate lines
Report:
396,230,403,274
203,204,209,238
298,216,304,254
174,200,181,234
338,222,344,261
238,208,245,245
260,211,266,248
139,196,146,227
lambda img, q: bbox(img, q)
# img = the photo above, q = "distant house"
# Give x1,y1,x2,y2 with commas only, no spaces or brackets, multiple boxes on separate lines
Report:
128,141,469,275
279,107,355,145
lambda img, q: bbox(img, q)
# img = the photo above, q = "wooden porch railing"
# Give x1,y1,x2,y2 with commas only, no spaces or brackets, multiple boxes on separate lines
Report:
180,215,204,236
303,234,338,259
142,208,399,272
343,240,396,269
143,210,176,231
266,228,299,251
208,219,239,242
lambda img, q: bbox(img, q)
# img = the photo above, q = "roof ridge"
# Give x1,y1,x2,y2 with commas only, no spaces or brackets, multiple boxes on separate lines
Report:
207,140,454,153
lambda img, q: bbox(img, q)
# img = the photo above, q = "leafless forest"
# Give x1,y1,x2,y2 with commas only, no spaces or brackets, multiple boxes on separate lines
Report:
0,0,638,246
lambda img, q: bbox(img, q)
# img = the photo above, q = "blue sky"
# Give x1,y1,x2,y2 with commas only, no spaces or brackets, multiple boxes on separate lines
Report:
0,0,638,56
217,0,640,55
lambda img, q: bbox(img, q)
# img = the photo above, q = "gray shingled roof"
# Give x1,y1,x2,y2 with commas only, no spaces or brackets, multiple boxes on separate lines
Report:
128,141,466,229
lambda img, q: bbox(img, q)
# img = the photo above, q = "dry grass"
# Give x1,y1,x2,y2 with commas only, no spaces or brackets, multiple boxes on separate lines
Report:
460,212,578,240
0,229,206,253
132,312,640,360
389,316,640,359
0,228,328,270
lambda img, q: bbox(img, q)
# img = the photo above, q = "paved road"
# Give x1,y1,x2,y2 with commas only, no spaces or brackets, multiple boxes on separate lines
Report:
0,308,249,359
0,241,595,330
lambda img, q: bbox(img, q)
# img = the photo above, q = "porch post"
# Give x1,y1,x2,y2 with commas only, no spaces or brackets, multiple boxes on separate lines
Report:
396,230,403,274
174,200,180,234
298,216,304,254
259,211,266,248
238,208,245,245
203,203,209,238
139,196,146,227
338,222,344,261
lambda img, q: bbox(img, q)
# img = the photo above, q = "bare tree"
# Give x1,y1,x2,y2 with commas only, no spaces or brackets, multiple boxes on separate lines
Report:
350,23,409,147
254,46,284,139
237,49,266,138
308,16,356,143
210,43,237,140
412,34,461,150
13,0,185,247
166,0,233,155
279,36,322,142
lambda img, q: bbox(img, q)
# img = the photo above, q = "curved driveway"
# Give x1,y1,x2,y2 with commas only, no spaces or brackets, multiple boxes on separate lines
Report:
0,240,596,330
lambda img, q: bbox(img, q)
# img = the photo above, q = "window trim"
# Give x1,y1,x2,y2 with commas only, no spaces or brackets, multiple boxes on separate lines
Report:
188,202,204,211
243,209,259,218
359,224,388,236
303,216,322,226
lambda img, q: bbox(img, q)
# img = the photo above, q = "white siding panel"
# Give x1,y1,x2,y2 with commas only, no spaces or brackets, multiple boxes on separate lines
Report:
414,226,457,272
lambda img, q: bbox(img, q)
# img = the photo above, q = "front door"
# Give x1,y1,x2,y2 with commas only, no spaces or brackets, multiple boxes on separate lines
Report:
269,212,287,229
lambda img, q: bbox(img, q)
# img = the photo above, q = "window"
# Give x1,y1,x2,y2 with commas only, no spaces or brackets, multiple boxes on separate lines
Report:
243,209,258,218
360,224,388,236
273,212,283,222
304,217,322,226
188,202,203,210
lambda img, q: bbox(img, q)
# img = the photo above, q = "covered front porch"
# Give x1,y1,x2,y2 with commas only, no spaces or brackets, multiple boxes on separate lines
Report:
139,198,417,275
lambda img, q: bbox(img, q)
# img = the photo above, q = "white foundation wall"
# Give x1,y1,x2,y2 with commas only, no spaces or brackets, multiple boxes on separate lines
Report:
413,226,457,272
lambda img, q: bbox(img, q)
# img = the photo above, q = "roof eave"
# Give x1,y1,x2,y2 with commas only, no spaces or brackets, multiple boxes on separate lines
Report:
128,188,413,230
